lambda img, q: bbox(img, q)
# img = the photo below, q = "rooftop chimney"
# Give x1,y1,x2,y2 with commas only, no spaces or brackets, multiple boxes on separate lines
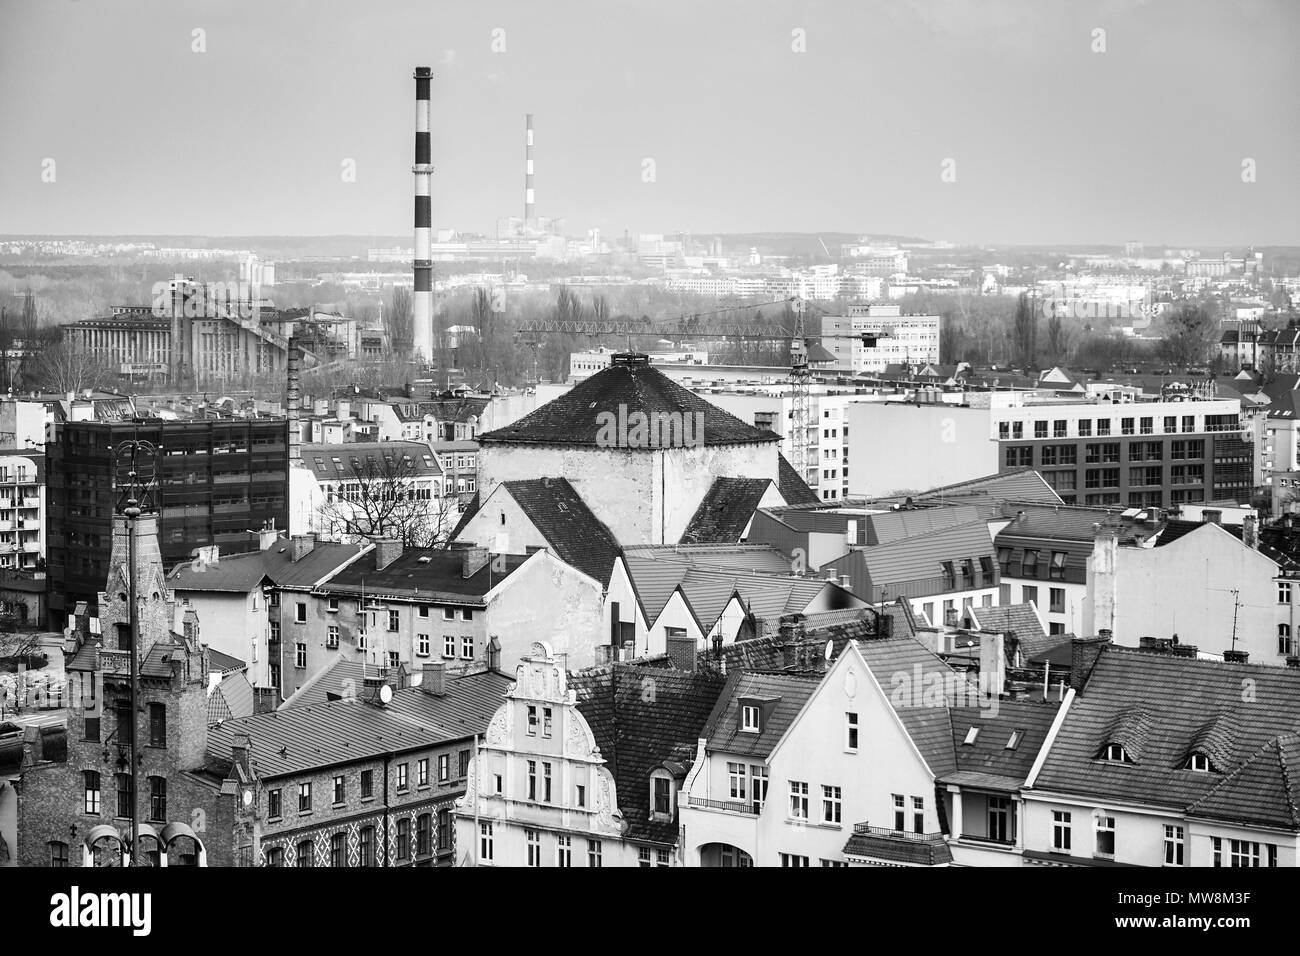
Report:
1070,632,1112,692
374,537,403,571
1243,513,1259,550
666,633,697,672
412,67,434,362
258,522,280,551
462,546,490,579
421,662,446,696
290,534,316,562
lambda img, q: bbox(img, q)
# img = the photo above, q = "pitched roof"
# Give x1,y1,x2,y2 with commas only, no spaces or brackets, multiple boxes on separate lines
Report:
320,547,529,603
777,453,820,506
913,469,1062,505
480,353,780,447
623,544,794,576
299,441,442,481
836,519,996,592
680,477,775,545
500,478,621,584
168,540,366,592
698,670,824,759
1032,645,1300,828
571,664,727,845
967,604,1052,661
206,648,247,673
207,670,511,779
207,671,255,725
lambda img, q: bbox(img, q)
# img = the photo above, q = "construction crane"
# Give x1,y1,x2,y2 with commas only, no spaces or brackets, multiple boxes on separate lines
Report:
514,297,896,484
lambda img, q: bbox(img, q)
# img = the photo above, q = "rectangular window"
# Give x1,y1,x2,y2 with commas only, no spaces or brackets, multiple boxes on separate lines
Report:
267,788,282,819
526,829,541,867
420,757,431,786
396,763,408,791
148,777,166,821
1052,810,1071,851
417,633,429,656
416,814,431,856
728,762,747,801
779,853,810,867
298,782,312,812
576,783,585,807
653,776,672,816
326,625,339,649
443,635,455,658
741,704,760,732
437,754,449,783
1140,416,1153,434
543,707,553,737
822,785,842,824
1078,419,1092,437
1095,815,1115,858
638,847,651,867
1022,550,1039,577
1097,418,1111,436
1121,417,1135,435
587,839,603,868
1053,419,1067,438
543,762,553,802
438,809,451,851
148,702,166,747
295,642,306,668
443,607,455,621
527,760,537,800
789,780,809,819
845,712,859,752
359,826,376,867
527,705,538,736
1280,582,1292,605
396,819,410,862
387,609,399,631
332,775,345,805
458,750,470,778
479,822,493,862
330,833,346,868
1164,825,1184,866
556,834,572,867
1034,421,1048,439
750,765,769,813
297,840,314,867
460,636,474,660
913,796,924,833
360,770,373,799
295,602,307,624
1050,587,1065,613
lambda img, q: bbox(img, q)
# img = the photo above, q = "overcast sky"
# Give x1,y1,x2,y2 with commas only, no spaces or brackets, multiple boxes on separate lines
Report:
1,0,1297,246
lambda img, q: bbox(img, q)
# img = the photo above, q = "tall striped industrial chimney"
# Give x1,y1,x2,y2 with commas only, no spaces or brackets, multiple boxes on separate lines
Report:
412,67,434,362
524,114,535,225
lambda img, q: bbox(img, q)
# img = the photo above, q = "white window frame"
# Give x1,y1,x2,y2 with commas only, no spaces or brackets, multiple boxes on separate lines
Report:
789,780,809,820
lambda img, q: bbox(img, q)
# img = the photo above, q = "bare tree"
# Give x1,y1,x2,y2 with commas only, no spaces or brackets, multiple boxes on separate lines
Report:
25,341,115,394
385,286,413,358
316,451,457,548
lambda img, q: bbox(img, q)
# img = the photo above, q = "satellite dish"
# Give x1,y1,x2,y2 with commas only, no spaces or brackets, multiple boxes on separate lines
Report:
824,639,834,661
378,684,393,704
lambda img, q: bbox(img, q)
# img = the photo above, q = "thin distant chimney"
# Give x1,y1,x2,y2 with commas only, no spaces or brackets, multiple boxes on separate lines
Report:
374,537,403,571
462,546,490,579
524,114,535,223
412,67,434,362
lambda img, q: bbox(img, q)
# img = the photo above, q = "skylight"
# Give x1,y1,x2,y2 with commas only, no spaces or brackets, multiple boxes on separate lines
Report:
963,727,980,745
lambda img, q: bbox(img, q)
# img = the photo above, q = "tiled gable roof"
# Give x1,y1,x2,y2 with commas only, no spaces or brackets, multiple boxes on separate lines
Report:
168,540,366,592
777,453,820,506
320,547,528,602
699,670,823,759
1032,646,1300,828
502,478,621,584
208,670,511,779
299,441,442,481
1187,734,1300,830
480,354,779,447
571,664,727,845
947,698,1061,786
680,477,774,545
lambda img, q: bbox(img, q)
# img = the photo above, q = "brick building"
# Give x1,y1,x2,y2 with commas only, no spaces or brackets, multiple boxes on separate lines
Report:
15,514,237,867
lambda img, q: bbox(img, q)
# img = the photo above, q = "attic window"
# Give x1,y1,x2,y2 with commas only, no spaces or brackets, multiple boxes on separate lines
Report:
740,704,761,733
962,727,980,745
1005,729,1024,750
1185,753,1215,773
1100,743,1134,763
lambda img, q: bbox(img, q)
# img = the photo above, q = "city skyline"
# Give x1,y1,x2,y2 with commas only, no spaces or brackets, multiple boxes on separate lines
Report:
1,0,1297,246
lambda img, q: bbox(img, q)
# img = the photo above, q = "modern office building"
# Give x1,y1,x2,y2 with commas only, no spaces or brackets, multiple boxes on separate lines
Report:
820,305,941,373
847,390,1252,507
46,418,290,624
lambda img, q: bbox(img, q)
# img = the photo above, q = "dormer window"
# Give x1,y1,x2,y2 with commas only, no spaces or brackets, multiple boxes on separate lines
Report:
1185,753,1215,773
741,704,761,733
1101,743,1134,763
650,772,674,820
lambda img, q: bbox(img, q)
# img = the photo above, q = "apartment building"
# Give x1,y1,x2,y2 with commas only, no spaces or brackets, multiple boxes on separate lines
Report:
0,451,44,572
820,305,941,373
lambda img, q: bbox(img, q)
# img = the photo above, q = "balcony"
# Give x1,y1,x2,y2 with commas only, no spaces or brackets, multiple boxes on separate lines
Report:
0,521,13,533
20,498,39,509
685,795,759,815
843,823,953,866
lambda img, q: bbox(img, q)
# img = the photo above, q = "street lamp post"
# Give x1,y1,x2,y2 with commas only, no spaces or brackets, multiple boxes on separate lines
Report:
110,438,158,867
